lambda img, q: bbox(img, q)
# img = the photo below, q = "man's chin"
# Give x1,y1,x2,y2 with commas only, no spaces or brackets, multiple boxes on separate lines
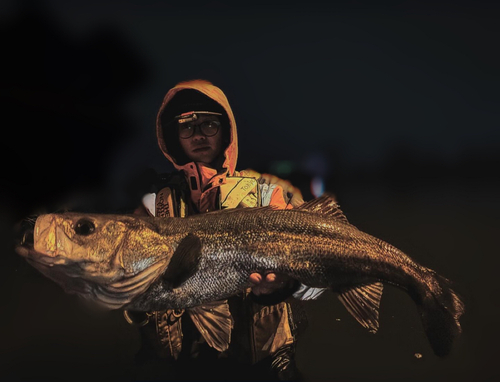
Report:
189,152,216,164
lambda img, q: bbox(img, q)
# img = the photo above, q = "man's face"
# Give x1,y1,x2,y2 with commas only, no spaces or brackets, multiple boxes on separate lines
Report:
178,115,224,167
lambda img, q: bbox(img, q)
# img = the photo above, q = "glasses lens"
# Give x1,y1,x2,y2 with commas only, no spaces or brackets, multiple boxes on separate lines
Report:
178,125,194,139
178,120,220,139
200,121,220,137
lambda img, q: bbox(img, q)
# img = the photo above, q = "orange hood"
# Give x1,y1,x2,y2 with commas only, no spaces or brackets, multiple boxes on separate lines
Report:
156,79,238,176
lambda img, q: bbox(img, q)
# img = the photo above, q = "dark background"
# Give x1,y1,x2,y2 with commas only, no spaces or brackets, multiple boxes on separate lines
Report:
1,0,499,381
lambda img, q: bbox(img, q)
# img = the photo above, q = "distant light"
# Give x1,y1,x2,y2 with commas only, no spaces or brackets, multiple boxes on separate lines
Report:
269,160,295,177
311,176,324,197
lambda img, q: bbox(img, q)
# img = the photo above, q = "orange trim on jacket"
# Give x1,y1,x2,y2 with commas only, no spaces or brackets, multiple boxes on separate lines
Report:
156,79,238,176
156,79,291,211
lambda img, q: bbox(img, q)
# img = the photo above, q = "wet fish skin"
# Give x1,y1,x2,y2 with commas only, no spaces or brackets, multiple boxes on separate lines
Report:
17,213,177,307
16,195,464,357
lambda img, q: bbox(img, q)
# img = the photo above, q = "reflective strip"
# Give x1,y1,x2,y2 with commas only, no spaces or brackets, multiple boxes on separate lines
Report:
142,193,156,216
220,177,260,209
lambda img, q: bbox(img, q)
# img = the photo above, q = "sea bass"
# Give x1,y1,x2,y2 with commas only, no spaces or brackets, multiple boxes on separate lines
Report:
15,194,464,357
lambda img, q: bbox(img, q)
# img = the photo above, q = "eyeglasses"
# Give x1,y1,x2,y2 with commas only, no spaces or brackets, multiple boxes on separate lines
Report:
178,120,221,139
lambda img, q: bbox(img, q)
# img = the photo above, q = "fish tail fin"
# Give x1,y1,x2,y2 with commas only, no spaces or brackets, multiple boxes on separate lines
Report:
418,270,465,357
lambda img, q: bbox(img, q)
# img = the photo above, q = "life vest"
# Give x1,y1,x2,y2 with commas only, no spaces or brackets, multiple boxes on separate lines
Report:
124,174,300,363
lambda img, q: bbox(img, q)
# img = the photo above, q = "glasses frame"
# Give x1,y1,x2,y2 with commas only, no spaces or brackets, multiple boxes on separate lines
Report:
178,119,221,139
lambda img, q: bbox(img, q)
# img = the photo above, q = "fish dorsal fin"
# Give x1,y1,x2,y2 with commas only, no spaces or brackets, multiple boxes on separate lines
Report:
298,193,350,224
338,282,384,333
187,300,234,352
200,206,275,216
163,233,202,288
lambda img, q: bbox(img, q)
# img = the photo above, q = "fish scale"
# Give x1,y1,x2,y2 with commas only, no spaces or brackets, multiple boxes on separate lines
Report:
133,208,437,315
16,194,464,357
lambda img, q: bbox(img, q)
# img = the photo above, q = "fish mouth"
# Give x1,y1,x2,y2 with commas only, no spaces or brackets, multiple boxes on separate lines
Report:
14,216,106,302
16,237,93,299
17,243,167,310
15,215,36,253
15,217,72,267
17,243,110,284
15,216,168,309
17,246,71,268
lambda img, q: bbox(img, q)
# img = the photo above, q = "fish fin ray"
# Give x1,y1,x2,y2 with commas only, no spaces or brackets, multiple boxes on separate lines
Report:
94,260,169,309
338,282,383,333
293,284,327,300
109,260,168,291
418,271,465,357
163,233,202,288
297,193,350,224
187,300,234,352
199,206,275,216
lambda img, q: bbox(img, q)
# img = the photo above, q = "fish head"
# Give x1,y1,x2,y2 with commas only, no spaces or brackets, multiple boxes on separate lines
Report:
23,213,129,271
15,213,171,309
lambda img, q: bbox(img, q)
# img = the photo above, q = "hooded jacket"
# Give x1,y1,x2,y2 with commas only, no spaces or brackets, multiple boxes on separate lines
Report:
156,79,290,213
157,79,238,175
132,80,304,366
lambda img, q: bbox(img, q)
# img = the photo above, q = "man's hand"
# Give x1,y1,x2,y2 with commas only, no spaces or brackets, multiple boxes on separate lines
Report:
258,173,304,208
249,272,292,295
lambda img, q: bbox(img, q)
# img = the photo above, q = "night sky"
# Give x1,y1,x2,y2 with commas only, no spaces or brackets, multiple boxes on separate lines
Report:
1,1,499,381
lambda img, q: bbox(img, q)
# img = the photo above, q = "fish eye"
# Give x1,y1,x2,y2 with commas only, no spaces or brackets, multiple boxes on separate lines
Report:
74,219,95,236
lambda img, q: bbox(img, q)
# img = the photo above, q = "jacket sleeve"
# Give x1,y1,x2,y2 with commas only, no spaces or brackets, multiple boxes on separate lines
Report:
259,183,294,210
239,168,304,208
268,185,294,210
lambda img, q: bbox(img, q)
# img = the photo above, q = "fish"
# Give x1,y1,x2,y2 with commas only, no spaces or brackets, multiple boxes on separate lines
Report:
15,194,464,357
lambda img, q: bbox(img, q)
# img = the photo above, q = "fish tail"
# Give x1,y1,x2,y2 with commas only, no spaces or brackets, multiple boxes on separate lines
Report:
417,270,465,357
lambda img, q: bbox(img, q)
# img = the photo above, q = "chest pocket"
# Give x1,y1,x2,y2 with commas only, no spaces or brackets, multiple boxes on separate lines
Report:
219,177,261,209
156,187,187,217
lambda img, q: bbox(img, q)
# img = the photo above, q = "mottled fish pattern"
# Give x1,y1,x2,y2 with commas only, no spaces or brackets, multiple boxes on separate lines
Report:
16,194,464,356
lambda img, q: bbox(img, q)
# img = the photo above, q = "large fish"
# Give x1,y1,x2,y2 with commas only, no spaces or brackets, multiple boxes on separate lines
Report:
15,194,464,357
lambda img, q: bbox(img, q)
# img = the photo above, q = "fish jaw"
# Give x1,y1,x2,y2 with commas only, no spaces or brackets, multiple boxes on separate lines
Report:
28,213,132,275
33,214,85,265
16,213,175,310
16,214,75,268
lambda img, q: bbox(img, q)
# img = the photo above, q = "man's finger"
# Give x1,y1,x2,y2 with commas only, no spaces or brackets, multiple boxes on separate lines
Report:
265,273,277,283
249,273,262,285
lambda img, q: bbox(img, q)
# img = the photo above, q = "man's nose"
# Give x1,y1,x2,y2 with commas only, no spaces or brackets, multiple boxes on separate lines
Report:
191,126,206,140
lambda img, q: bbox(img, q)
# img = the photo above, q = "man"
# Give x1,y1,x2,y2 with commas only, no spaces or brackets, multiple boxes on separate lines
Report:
126,79,309,381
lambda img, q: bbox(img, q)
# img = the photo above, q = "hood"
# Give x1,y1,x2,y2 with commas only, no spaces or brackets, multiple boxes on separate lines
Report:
156,79,238,176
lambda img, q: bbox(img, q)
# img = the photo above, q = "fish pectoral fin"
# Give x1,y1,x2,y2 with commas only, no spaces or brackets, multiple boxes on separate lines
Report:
163,233,202,288
338,282,384,333
187,300,234,352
